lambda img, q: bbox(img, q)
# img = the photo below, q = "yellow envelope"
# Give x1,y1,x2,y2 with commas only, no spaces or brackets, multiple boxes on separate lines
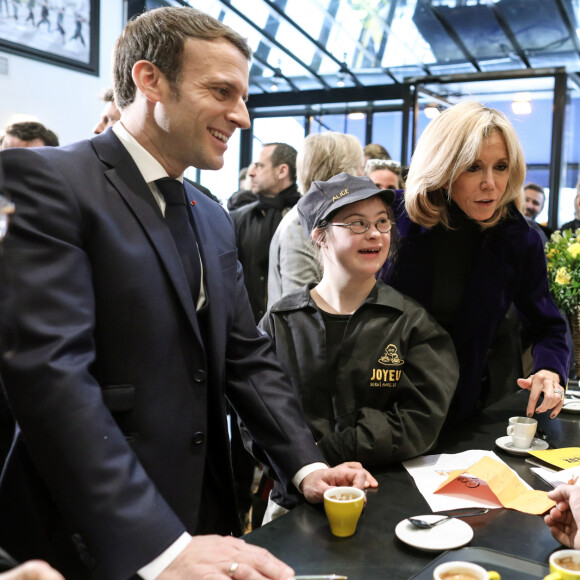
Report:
528,448,580,470
435,455,555,515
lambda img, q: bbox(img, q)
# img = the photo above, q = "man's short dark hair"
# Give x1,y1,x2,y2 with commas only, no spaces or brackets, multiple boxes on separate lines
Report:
264,142,297,183
5,122,59,147
524,182,545,196
364,143,391,160
113,6,252,109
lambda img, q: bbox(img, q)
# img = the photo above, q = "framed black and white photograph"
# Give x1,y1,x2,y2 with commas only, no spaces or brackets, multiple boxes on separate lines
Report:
0,0,99,75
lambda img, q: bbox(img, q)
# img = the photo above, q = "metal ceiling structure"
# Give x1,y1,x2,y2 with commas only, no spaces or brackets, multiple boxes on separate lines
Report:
183,0,580,103
180,0,580,225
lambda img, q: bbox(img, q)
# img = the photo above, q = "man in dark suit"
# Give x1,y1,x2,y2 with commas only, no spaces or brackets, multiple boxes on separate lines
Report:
0,7,375,580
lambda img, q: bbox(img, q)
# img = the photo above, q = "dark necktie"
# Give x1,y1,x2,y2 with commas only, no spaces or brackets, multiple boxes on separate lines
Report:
155,178,201,302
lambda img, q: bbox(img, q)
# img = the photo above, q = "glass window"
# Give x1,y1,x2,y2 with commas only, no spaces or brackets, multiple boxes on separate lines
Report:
371,111,403,163
306,113,365,145
252,116,306,158
558,89,580,227
195,130,241,204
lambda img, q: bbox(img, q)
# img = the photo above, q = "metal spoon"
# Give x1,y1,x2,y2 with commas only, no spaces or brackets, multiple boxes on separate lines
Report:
407,508,489,529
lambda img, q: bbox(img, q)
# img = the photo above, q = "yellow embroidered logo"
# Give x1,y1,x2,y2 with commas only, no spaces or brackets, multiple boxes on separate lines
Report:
332,188,350,202
378,344,404,366
369,344,404,388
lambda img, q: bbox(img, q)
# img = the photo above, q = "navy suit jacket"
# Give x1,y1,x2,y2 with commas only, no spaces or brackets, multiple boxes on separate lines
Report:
0,130,323,580
381,191,570,423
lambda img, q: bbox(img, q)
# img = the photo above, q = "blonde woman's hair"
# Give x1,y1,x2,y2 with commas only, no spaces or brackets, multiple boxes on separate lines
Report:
405,101,525,229
297,132,363,195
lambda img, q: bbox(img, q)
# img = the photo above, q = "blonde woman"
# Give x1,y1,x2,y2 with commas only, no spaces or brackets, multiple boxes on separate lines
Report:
267,132,365,308
259,173,458,520
380,101,569,424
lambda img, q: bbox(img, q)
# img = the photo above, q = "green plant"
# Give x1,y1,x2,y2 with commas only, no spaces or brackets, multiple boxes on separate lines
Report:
545,229,580,316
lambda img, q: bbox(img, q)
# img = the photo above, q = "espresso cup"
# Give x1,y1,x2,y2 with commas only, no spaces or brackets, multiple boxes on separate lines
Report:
544,549,580,579
323,486,364,537
506,416,537,448
433,561,500,580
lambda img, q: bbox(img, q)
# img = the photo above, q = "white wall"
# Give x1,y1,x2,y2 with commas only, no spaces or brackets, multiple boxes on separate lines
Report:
0,0,123,146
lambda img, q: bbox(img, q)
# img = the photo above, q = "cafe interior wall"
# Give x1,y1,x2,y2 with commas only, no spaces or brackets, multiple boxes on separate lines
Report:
0,0,123,147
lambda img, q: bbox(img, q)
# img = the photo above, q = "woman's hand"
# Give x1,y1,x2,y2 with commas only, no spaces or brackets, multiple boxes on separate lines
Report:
517,369,565,418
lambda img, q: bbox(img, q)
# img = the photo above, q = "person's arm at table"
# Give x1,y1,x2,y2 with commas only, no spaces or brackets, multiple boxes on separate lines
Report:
298,462,378,502
0,561,64,580
157,536,295,580
517,369,564,419
514,232,569,419
544,484,580,549
154,464,377,580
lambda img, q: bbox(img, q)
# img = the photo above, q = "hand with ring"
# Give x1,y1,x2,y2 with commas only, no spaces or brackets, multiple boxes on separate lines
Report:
158,535,295,579
517,369,565,419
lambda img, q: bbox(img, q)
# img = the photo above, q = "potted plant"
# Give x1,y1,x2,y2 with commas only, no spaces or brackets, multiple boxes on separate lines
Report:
545,229,580,376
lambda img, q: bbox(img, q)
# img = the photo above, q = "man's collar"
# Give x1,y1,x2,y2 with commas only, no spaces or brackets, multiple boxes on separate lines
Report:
112,122,183,184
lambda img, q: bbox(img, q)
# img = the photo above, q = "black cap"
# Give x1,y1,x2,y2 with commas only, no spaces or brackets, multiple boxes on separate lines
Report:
297,172,395,237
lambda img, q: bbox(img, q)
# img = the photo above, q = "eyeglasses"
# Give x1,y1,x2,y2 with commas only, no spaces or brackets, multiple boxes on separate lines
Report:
330,218,393,234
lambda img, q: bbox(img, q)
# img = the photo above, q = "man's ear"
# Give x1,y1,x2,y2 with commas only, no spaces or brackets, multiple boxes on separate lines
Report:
277,163,290,181
132,60,166,103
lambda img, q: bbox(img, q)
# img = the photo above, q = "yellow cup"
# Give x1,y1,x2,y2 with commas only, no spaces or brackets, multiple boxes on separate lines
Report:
433,561,500,579
544,549,580,579
323,486,364,537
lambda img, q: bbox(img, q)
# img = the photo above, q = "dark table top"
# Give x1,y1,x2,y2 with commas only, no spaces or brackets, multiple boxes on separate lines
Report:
244,390,579,579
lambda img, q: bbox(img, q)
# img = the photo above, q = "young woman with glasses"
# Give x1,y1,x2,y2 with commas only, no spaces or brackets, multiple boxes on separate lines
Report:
251,173,459,522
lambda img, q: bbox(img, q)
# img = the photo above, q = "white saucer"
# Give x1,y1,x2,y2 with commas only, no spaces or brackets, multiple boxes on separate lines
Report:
495,435,549,455
562,400,580,414
395,515,473,552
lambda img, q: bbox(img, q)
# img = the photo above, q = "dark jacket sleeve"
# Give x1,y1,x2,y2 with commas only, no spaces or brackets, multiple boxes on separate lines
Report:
225,281,324,486
513,230,570,383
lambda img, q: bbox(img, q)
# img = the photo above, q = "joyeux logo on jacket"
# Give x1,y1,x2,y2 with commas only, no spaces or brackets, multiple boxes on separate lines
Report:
369,344,404,388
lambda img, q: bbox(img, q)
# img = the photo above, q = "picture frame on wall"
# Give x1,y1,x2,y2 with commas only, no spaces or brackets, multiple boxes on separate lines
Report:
0,0,99,75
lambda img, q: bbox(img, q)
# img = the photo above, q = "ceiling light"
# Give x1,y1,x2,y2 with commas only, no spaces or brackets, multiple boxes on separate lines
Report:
348,112,365,120
270,81,279,92
424,104,440,119
512,92,532,115
511,99,531,115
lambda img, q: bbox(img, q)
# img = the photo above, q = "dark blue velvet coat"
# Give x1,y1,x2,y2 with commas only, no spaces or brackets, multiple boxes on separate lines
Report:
380,191,570,423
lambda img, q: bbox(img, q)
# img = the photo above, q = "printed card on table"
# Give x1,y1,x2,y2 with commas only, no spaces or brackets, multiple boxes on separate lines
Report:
528,448,580,470
531,464,580,488
403,449,554,515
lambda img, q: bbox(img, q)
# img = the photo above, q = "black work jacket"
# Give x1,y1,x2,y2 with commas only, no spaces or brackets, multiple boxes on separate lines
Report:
259,281,459,510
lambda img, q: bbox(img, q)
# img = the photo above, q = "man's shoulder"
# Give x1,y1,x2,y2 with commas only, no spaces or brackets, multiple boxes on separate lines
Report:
230,199,260,222
1,138,102,183
561,219,580,232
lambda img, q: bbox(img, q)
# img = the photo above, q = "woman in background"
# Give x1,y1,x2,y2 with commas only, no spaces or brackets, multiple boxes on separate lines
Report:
381,101,569,424
267,132,365,308
365,158,404,190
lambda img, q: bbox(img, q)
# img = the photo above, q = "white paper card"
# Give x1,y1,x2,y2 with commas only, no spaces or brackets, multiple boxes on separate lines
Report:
403,449,532,512
530,465,580,488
